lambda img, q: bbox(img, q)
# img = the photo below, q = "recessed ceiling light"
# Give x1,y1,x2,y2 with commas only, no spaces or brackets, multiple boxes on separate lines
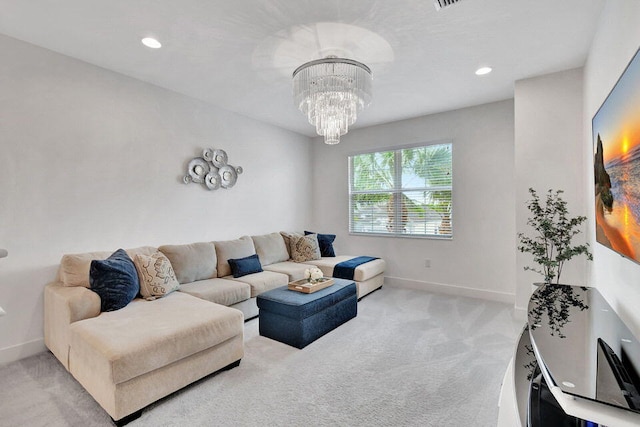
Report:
475,66,492,76
141,37,162,49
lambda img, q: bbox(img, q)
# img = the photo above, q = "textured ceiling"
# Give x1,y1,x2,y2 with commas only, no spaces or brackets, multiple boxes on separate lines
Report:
0,0,605,136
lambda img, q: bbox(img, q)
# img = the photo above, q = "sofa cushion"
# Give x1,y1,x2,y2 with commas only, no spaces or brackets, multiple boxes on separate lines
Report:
228,270,288,297
263,261,316,282
158,242,217,284
251,232,289,266
290,234,321,263
228,254,263,278
179,278,250,307
133,251,180,300
69,292,243,385
89,249,140,312
304,231,336,257
59,246,157,288
214,236,256,278
306,256,387,282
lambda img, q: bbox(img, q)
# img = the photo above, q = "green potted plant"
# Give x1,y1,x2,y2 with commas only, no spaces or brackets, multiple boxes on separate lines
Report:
517,188,593,285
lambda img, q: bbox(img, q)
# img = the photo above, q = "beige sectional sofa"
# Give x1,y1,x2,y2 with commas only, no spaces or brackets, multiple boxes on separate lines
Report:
44,231,385,424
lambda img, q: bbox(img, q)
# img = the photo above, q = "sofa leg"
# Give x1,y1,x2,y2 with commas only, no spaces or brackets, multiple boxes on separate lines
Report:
357,285,383,301
220,359,241,372
112,409,142,426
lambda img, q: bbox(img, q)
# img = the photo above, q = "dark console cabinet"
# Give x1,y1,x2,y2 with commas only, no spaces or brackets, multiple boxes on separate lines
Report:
529,367,589,427
505,284,640,427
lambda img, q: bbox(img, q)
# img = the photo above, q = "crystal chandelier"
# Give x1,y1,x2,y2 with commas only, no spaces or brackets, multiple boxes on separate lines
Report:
293,57,372,144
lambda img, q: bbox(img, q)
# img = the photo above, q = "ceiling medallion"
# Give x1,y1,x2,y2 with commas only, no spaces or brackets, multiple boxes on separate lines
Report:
292,57,372,145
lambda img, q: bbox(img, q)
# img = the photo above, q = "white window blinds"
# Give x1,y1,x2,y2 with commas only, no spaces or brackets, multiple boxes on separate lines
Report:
349,143,453,238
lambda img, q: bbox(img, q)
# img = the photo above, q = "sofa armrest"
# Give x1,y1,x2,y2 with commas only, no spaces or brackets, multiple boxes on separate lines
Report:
44,282,101,370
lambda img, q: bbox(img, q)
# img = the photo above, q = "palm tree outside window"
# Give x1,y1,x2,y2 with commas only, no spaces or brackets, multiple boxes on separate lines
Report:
348,142,453,238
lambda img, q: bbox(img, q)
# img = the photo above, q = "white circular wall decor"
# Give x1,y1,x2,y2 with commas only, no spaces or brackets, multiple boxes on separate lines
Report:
184,148,243,191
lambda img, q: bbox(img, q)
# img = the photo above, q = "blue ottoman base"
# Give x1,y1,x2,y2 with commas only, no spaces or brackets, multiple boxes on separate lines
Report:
257,279,357,349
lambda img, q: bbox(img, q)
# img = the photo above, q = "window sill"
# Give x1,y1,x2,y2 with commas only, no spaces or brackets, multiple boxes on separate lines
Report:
348,232,453,240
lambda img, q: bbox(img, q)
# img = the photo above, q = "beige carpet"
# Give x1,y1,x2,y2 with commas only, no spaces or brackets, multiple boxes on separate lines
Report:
0,286,522,426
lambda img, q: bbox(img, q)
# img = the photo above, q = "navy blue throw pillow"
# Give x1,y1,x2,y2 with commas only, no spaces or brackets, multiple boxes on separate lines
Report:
228,254,263,278
304,231,336,257
89,249,140,312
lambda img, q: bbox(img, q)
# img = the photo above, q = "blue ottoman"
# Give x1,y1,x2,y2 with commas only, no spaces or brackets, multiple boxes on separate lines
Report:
256,279,357,349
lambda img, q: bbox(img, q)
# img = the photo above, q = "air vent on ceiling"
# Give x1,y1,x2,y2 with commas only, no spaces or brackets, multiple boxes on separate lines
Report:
434,0,464,11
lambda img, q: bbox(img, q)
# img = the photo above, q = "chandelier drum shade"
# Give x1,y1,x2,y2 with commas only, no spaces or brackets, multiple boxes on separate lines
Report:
293,57,372,145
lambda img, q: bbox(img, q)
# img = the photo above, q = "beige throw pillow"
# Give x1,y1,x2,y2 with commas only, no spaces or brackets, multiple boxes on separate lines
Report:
290,234,321,263
279,231,303,259
133,251,180,300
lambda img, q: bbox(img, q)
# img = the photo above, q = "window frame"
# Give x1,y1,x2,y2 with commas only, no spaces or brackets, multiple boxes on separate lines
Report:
348,140,453,239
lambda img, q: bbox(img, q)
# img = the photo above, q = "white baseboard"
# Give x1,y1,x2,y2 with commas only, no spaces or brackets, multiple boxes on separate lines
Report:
385,276,515,304
0,338,46,365
512,305,527,322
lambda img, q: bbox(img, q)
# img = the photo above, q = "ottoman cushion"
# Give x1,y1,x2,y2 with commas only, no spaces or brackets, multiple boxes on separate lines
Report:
257,280,355,320
257,279,357,348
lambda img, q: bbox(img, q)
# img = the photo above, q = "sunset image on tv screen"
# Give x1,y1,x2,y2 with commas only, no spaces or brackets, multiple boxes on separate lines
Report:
594,48,640,262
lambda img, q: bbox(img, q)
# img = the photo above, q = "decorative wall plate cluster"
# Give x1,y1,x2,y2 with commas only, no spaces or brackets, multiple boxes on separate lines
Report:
183,148,243,191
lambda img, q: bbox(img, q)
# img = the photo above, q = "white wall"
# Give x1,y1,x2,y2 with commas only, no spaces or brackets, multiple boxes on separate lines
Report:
5,1,635,364
0,34,312,363
585,1,640,336
514,68,587,312
310,100,517,302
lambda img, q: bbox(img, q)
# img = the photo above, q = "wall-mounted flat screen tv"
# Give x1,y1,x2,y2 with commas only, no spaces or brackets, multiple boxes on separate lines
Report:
593,48,640,263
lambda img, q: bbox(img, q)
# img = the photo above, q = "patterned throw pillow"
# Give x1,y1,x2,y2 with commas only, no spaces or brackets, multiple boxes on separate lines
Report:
279,231,303,259
133,251,180,301
290,234,321,263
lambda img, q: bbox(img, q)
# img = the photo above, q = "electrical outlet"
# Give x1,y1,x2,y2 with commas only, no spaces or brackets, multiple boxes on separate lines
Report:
0,306,5,317
424,259,431,268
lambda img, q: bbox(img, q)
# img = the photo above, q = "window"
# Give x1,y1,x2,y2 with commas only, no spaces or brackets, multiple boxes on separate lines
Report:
349,142,453,238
